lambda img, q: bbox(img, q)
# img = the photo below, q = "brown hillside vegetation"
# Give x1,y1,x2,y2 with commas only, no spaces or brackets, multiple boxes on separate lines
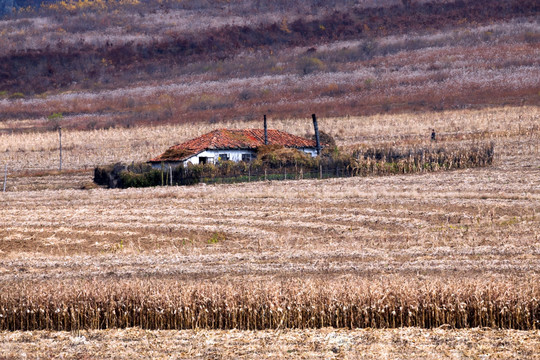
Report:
0,0,538,131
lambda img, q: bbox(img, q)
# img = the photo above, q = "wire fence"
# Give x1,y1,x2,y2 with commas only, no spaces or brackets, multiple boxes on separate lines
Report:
200,166,353,185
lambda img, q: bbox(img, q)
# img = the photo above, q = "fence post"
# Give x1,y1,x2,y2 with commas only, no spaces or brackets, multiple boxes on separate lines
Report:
319,165,322,179
248,166,251,182
169,165,173,186
3,164,7,192
265,169,267,181
161,162,164,186
284,168,287,180
58,126,62,171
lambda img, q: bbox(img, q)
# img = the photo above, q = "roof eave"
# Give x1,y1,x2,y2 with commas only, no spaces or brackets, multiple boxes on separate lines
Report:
149,152,201,163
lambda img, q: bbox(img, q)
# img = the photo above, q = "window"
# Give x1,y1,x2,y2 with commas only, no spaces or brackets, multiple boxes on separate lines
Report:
242,153,254,162
218,153,229,161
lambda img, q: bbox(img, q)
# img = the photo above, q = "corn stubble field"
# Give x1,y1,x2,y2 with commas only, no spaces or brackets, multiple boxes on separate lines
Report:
0,105,539,358
0,0,539,357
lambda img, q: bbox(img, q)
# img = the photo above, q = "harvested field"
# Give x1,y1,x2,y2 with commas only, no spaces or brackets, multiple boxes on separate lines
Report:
0,107,539,334
1,328,540,359
1,106,538,173
1,150,539,258
0,104,538,360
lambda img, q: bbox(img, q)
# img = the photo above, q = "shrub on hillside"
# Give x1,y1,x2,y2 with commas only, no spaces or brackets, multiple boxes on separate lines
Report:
297,56,325,75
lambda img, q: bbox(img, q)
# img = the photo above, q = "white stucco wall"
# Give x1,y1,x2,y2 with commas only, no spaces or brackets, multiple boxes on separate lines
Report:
184,149,256,165
300,148,318,157
151,147,318,168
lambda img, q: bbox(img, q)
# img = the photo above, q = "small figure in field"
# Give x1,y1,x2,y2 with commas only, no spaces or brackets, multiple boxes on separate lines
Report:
431,129,436,141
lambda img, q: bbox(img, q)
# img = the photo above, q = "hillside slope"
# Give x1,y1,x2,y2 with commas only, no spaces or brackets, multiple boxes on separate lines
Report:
0,0,538,131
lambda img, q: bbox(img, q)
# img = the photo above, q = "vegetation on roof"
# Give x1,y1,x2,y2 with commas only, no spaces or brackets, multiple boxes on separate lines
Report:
225,130,254,144
156,147,194,161
256,145,313,167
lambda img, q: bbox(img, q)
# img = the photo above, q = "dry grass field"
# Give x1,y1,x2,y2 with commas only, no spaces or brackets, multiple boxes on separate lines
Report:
1,105,538,173
0,105,539,356
1,328,540,359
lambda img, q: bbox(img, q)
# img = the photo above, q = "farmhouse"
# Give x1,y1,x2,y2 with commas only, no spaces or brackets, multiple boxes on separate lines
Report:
149,128,321,168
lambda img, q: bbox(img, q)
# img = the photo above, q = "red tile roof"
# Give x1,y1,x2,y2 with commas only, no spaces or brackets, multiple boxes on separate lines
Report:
149,128,318,162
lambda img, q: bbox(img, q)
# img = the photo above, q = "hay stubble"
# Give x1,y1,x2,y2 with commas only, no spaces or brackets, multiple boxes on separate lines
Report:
0,107,539,347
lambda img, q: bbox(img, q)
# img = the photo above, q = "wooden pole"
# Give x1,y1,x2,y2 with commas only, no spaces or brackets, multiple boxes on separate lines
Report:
169,165,173,186
264,115,268,145
312,114,321,156
319,165,322,179
58,126,62,171
3,164,7,192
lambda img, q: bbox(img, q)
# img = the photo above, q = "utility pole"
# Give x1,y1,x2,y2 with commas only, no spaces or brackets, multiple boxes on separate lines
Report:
264,114,268,145
312,114,321,155
58,126,62,171
3,164,7,192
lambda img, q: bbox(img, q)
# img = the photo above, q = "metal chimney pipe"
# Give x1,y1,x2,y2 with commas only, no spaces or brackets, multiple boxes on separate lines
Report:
264,114,268,145
312,114,321,155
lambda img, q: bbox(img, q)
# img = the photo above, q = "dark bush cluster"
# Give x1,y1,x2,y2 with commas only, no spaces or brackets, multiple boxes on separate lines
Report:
94,163,127,188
